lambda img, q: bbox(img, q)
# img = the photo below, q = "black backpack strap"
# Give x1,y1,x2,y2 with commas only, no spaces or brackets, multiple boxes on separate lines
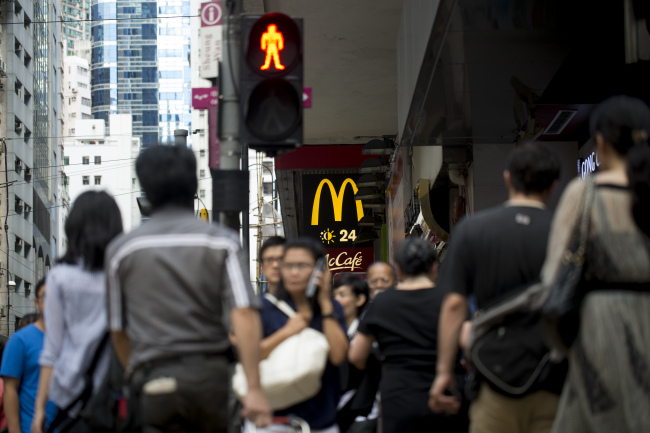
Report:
47,332,111,433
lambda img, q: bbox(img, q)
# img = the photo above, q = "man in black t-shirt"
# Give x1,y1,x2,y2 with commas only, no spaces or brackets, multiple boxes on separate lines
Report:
429,144,562,433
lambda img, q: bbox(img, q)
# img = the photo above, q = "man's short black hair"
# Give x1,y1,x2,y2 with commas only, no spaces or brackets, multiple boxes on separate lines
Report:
506,143,561,195
259,236,286,260
136,145,198,210
35,278,46,298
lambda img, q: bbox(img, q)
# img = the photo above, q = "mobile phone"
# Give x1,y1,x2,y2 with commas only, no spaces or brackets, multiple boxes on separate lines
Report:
305,258,326,298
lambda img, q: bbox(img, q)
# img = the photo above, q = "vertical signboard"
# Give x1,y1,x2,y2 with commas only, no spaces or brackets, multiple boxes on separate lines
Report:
301,174,374,275
199,1,222,79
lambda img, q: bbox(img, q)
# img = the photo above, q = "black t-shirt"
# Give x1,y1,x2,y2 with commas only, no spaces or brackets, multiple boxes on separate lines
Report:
437,205,552,309
358,287,444,370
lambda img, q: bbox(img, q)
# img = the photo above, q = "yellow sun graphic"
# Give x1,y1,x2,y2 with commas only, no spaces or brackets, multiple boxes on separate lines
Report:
320,228,336,245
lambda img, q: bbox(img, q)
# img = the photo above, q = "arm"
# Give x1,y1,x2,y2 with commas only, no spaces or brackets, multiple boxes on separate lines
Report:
3,377,20,433
40,273,65,368
31,367,53,433
231,307,271,428
348,333,375,370
429,293,468,414
317,270,349,366
111,331,131,369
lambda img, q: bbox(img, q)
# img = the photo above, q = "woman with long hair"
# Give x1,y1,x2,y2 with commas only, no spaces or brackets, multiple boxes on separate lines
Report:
349,237,468,433
542,96,650,432
256,237,349,433
32,191,123,433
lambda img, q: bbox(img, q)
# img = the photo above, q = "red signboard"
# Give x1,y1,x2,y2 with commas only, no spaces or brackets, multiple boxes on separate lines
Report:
324,247,374,275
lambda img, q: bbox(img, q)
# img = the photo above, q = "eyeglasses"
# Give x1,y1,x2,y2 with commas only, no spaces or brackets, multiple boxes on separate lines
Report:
261,256,283,265
281,262,315,272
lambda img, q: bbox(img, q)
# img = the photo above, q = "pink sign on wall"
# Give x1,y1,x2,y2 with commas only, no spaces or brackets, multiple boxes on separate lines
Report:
192,87,218,110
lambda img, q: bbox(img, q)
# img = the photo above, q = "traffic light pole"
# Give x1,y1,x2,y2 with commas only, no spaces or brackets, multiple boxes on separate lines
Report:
214,0,250,270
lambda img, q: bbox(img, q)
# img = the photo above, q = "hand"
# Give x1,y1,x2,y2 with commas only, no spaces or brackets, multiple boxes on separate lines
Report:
31,407,46,433
241,388,272,428
282,314,309,337
428,372,461,414
316,268,333,309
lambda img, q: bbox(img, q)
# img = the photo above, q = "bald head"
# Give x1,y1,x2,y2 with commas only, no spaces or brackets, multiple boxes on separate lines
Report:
366,262,397,299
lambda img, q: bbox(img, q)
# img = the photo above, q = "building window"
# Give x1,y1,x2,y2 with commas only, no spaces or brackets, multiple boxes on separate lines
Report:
82,156,89,165
63,157,69,166
83,176,89,185
200,149,205,157
81,97,91,107
132,178,136,186
94,176,101,185
199,169,205,178
94,156,101,165
263,182,273,196
200,190,205,198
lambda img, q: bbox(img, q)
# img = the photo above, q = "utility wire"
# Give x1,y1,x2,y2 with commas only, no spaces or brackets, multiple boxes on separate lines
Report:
1,14,201,26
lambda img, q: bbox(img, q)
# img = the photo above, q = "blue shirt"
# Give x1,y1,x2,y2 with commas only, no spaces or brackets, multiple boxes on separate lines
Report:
260,296,347,430
1,324,58,433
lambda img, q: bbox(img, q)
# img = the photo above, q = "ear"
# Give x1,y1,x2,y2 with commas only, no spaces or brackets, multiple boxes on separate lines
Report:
503,170,512,190
430,262,439,281
595,132,606,156
355,294,367,308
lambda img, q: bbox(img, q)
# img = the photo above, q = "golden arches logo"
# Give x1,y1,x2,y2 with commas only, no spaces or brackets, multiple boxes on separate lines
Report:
311,178,364,226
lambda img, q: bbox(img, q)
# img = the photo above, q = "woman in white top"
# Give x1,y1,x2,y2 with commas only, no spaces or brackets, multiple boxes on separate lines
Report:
32,191,123,433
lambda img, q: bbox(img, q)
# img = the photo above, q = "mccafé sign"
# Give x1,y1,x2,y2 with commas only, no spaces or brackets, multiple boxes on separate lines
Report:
325,248,374,273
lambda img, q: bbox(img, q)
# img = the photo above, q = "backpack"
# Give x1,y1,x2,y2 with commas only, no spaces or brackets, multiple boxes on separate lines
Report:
47,333,140,433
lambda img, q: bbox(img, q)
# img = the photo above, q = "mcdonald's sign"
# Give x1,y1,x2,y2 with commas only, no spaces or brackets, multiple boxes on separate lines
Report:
311,178,364,226
301,174,372,249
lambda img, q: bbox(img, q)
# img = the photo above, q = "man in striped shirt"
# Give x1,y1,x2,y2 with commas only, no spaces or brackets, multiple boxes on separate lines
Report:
106,145,271,432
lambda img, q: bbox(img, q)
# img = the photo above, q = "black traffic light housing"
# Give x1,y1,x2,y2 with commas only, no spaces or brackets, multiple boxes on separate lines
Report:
240,13,303,155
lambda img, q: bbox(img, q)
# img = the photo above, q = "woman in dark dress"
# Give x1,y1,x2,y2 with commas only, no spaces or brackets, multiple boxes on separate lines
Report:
349,237,468,433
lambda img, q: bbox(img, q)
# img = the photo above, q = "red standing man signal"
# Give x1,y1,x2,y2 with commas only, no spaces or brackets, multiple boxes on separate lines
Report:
260,24,285,71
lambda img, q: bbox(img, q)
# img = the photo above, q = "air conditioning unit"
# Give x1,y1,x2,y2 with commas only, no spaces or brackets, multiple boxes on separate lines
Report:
0,59,6,76
16,238,22,247
17,88,22,99
72,87,78,93
0,84,5,91
25,167,31,176
15,121,22,131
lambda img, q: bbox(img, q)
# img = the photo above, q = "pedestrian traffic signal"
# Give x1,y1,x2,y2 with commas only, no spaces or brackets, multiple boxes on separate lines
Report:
240,13,303,154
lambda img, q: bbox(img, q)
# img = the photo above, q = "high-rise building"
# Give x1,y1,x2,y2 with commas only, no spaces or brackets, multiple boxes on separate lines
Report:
61,0,91,56
63,56,92,135
0,0,63,338
64,115,141,233
90,1,192,147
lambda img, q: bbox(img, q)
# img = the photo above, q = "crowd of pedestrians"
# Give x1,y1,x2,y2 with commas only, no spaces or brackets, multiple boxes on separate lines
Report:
0,95,647,433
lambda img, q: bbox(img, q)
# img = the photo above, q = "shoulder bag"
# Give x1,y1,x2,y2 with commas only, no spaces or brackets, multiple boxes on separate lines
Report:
469,282,553,397
541,176,596,355
232,294,330,410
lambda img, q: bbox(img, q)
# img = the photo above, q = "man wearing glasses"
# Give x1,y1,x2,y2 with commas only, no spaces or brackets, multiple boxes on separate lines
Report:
259,236,285,295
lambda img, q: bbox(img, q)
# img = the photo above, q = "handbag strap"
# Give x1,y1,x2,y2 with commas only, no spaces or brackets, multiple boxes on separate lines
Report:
567,176,596,265
264,293,296,318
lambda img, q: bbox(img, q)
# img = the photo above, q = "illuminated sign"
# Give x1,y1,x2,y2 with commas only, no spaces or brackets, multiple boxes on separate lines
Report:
577,151,600,179
325,247,374,273
260,24,285,71
301,174,372,249
311,178,364,226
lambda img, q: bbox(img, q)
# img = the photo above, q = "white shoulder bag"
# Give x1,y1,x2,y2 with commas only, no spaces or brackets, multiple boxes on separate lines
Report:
232,294,330,410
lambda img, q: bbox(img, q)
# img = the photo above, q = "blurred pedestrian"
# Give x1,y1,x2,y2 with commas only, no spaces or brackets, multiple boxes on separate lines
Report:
257,237,348,432
365,262,396,299
334,276,379,433
542,96,650,432
105,145,270,432
31,191,123,433
259,236,286,295
16,315,38,331
1,279,57,433
350,237,468,433
430,143,564,433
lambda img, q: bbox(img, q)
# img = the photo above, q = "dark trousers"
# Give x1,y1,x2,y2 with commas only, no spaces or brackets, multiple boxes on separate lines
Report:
132,354,230,433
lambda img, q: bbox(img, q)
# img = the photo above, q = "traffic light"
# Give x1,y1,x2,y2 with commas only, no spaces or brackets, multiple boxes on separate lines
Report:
240,13,303,154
